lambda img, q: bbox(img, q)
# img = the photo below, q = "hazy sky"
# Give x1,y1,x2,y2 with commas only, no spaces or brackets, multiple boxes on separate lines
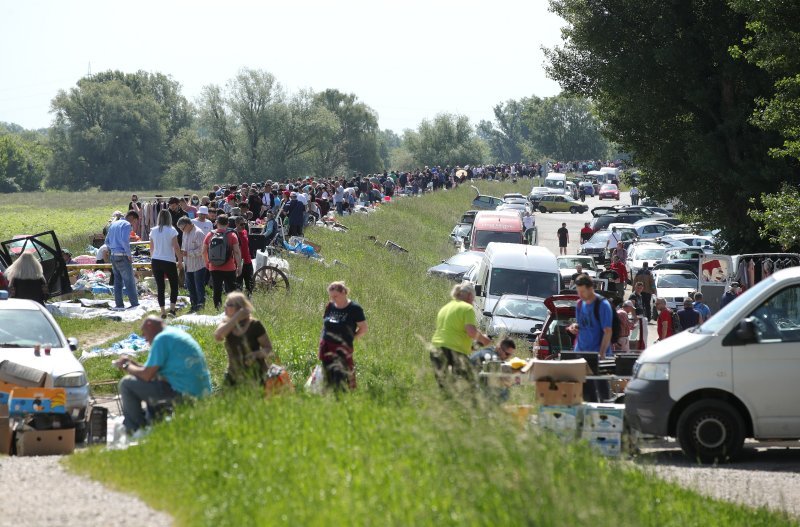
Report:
0,0,565,133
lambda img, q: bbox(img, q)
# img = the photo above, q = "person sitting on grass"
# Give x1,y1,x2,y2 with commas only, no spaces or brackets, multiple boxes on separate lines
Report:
114,316,212,434
214,292,275,386
469,338,517,367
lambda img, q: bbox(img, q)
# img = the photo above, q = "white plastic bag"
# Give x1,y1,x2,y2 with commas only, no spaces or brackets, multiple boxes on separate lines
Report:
304,364,324,395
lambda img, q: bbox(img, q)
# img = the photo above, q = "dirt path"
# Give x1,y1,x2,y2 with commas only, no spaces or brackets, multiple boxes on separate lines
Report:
0,455,172,527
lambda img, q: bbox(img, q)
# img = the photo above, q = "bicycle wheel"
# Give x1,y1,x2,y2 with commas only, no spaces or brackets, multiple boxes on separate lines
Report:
253,265,290,293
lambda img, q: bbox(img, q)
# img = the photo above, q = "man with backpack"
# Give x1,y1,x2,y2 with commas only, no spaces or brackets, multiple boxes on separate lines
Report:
567,274,614,359
202,214,242,310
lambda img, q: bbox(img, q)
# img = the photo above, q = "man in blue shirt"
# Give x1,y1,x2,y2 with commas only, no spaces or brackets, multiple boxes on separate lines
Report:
568,274,613,358
114,317,212,433
104,210,140,309
692,292,711,321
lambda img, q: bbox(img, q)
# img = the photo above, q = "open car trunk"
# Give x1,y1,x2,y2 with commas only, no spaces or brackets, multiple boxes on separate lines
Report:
0,231,72,297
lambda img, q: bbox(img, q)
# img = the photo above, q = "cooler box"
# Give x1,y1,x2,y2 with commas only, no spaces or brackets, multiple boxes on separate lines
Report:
582,403,625,433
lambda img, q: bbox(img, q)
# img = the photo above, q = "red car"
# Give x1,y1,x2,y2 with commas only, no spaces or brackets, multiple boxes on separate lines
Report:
532,294,648,359
598,183,620,200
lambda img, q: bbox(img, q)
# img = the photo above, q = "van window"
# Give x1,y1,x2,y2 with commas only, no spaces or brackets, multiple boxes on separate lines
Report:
746,285,800,343
489,268,559,298
474,231,523,249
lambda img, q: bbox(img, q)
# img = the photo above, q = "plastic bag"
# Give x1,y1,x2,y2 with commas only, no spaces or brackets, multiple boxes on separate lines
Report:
304,364,324,395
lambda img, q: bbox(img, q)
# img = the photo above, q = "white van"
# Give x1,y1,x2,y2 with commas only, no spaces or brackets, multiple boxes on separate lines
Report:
543,173,567,194
471,243,560,325
626,266,800,463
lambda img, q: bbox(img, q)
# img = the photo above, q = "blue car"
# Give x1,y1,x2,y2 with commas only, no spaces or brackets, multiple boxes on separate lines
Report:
578,182,595,196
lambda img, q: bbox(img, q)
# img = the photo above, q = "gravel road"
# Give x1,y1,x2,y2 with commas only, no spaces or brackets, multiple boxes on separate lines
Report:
0,455,172,527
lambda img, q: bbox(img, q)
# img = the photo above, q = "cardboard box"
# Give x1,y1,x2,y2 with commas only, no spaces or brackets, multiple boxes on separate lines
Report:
0,360,49,387
0,416,11,455
8,388,67,416
582,431,622,457
582,403,625,433
538,405,581,440
15,428,75,456
535,380,583,406
530,359,593,383
0,381,16,405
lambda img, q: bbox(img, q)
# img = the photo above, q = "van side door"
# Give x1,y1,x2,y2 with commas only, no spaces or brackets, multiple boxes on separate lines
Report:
731,283,800,438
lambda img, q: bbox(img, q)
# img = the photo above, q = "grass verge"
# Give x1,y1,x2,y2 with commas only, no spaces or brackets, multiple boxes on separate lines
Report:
58,182,793,526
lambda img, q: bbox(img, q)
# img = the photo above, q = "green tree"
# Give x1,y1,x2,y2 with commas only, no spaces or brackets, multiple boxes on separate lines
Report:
477,100,530,162
0,134,50,192
730,0,800,161
749,184,800,251
49,79,166,190
378,129,402,170
314,89,381,177
545,0,797,251
522,94,609,161
404,114,485,168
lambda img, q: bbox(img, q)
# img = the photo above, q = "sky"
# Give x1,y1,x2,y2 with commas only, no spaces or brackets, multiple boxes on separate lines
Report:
0,0,565,133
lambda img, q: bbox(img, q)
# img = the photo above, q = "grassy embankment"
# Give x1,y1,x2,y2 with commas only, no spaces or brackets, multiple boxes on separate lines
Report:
7,183,792,525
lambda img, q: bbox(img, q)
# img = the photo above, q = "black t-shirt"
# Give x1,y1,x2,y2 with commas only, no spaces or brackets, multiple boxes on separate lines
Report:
224,319,270,384
557,227,569,242
322,301,366,347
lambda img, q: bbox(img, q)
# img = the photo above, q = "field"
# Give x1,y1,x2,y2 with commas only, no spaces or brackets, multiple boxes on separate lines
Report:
6,184,791,526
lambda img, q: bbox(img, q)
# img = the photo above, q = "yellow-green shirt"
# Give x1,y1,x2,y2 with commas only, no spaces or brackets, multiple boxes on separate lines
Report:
431,300,477,355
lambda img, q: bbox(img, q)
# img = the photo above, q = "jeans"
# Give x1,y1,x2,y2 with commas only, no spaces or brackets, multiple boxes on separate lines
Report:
641,292,653,320
185,267,207,310
211,270,237,309
151,258,179,308
111,254,138,308
118,375,179,432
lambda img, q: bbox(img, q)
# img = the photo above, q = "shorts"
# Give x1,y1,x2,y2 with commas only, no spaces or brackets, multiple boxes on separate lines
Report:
558,239,568,248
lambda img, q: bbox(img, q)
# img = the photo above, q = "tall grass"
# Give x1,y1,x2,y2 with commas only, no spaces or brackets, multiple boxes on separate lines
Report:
62,183,794,526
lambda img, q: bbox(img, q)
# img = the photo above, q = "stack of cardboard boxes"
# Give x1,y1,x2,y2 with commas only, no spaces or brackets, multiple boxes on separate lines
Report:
0,361,75,456
528,359,627,458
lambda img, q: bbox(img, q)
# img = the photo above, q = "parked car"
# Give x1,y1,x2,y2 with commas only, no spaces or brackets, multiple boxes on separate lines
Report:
481,294,549,339
529,186,551,204
632,220,677,239
651,269,699,311
660,246,705,266
605,223,639,243
589,213,647,233
536,194,589,214
557,255,599,285
427,251,483,281
578,181,595,196
579,229,637,263
626,266,800,462
625,242,669,281
503,193,528,203
592,205,666,218
471,186,504,210
496,202,531,215
532,293,647,359
460,210,478,225
449,223,472,246
0,295,88,442
598,183,620,200
668,234,715,252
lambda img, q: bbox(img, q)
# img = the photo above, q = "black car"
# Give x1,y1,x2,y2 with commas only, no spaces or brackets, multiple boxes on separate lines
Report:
578,229,637,263
589,213,646,232
427,251,483,281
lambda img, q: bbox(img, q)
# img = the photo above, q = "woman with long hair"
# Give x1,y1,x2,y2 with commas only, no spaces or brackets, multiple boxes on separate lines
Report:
5,252,49,304
149,209,183,318
214,292,274,385
318,281,368,391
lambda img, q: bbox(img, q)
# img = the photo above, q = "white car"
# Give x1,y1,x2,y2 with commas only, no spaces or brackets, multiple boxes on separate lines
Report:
667,234,716,253
632,220,677,239
503,193,527,203
652,269,699,311
0,295,89,442
557,255,598,285
496,202,531,215
626,242,669,282
482,294,549,339
529,187,551,201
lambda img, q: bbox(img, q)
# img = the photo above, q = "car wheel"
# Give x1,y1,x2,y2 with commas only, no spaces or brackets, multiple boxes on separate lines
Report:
570,207,578,214
676,399,745,464
539,206,547,213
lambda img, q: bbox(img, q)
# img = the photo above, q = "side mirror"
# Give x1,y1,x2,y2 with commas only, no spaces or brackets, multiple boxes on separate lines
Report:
67,337,79,352
735,318,758,343
533,323,543,331
482,311,492,317
474,285,483,297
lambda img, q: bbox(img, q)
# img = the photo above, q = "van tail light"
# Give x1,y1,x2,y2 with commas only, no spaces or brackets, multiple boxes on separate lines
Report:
534,338,550,359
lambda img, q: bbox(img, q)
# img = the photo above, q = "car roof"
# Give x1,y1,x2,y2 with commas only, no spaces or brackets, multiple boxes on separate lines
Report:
0,298,43,311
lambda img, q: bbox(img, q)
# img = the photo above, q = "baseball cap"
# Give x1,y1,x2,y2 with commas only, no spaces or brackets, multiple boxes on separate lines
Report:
198,206,209,215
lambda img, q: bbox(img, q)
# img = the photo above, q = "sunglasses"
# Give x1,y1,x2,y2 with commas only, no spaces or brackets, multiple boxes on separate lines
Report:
225,302,238,308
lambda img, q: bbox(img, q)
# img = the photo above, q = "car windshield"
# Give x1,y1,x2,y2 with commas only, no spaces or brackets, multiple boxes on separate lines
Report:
446,252,479,267
587,232,610,244
655,273,698,288
0,309,61,347
494,298,548,320
489,268,560,298
452,225,471,237
601,184,617,190
558,257,596,270
634,248,666,260
474,231,523,249
696,276,777,335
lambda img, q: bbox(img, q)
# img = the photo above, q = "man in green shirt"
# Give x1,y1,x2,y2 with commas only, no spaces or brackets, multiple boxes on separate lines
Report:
431,283,492,390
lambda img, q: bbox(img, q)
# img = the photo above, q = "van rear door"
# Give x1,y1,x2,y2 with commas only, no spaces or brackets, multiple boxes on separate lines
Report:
0,231,72,297
698,254,732,314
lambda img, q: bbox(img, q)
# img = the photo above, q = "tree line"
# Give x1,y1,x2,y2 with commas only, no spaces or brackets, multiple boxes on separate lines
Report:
0,68,610,193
